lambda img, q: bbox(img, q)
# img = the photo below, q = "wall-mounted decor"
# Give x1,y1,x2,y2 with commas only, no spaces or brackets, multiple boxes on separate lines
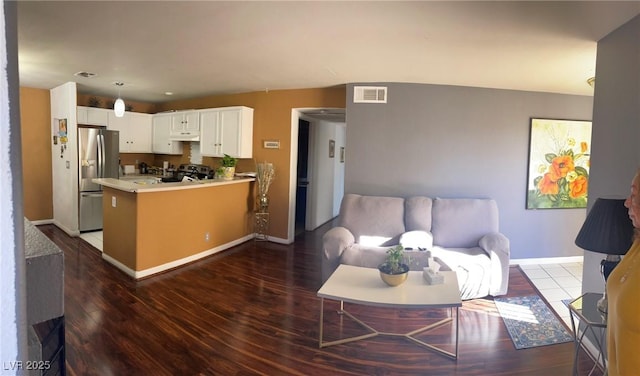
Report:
526,118,592,209
263,140,280,149
58,118,67,141
56,118,68,158
329,140,335,158
340,146,345,163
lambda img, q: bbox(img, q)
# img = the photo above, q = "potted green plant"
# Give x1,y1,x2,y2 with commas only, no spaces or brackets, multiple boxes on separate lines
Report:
378,245,411,286
218,154,238,180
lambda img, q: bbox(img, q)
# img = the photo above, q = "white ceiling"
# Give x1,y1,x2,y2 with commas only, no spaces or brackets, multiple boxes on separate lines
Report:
16,1,640,104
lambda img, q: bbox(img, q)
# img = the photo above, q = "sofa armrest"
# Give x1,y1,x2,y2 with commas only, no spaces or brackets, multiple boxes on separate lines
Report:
479,232,510,296
322,227,355,282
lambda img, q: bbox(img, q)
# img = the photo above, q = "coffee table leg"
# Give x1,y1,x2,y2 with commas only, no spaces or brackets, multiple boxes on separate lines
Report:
319,299,458,359
319,298,324,348
454,307,459,359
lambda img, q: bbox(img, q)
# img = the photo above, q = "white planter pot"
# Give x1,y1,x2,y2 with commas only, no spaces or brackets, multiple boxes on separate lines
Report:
220,166,235,180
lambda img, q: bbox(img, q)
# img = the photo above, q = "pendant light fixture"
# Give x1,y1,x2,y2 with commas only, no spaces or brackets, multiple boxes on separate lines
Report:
114,82,125,117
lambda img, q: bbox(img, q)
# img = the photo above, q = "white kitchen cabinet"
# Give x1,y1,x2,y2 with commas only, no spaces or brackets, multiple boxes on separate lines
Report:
152,114,183,155
199,110,221,156
200,106,253,158
77,106,109,126
107,111,153,153
170,111,200,140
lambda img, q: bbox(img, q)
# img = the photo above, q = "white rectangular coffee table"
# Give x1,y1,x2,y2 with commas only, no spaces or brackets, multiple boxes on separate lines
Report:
317,264,461,359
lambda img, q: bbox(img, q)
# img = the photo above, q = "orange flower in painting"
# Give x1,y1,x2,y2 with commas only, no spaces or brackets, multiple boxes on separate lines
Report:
538,173,559,195
581,142,588,153
569,175,588,198
549,156,574,180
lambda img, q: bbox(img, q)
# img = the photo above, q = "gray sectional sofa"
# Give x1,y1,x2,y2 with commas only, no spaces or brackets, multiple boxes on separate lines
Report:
322,194,510,300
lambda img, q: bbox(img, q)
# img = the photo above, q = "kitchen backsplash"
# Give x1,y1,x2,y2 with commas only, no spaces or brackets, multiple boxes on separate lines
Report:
120,142,256,174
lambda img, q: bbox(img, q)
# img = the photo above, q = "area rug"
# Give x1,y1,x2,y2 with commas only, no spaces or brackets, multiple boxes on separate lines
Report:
494,295,574,350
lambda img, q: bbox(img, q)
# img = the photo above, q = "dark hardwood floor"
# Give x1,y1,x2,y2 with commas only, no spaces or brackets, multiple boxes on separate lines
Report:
37,222,603,376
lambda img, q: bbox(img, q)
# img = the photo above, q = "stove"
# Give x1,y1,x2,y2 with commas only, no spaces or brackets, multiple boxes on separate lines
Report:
161,164,212,183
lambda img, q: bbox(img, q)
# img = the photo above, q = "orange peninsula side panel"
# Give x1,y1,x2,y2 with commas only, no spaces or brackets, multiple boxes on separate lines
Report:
102,181,254,275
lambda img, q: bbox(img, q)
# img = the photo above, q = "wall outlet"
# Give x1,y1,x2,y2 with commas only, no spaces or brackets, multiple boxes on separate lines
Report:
205,232,210,242
111,196,116,208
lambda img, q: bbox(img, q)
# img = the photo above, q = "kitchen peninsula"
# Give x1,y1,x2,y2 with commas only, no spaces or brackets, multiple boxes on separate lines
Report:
93,177,255,279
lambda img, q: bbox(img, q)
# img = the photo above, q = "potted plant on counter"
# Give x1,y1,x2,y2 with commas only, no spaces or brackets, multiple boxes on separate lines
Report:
217,154,237,180
378,245,411,286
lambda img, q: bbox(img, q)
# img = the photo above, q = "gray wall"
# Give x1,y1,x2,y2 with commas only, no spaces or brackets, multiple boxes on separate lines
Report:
345,82,593,260
583,15,640,294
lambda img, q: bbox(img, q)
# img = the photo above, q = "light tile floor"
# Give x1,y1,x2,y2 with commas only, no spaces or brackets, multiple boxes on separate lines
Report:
519,261,584,327
79,230,103,252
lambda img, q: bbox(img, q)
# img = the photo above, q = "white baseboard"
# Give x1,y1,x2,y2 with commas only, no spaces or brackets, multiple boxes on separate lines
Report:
510,256,584,265
101,253,136,278
264,235,292,244
28,219,54,225
52,220,80,237
102,234,255,279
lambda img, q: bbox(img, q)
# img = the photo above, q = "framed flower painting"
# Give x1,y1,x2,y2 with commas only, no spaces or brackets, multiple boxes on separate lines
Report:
526,118,592,209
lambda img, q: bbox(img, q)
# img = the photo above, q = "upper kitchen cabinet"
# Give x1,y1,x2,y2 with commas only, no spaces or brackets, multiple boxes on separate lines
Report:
200,106,253,158
77,106,109,126
107,111,153,153
170,111,200,141
152,114,183,155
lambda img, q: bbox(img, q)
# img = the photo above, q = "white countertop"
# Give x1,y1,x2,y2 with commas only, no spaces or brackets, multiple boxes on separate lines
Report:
93,176,255,193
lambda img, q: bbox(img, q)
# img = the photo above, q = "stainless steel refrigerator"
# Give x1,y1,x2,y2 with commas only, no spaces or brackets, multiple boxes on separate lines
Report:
78,126,119,232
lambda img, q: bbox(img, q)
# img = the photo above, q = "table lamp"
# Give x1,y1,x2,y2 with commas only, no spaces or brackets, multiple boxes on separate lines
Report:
575,197,634,313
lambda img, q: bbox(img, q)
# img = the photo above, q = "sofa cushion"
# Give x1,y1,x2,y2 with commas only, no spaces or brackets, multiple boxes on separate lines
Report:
341,245,431,271
431,246,492,300
338,194,406,245
341,245,390,269
405,196,433,232
431,198,499,248
399,230,433,249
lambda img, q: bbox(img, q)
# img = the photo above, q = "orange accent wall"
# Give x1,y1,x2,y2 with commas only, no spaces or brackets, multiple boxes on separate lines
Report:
21,85,346,238
102,182,254,272
156,87,346,240
20,87,53,221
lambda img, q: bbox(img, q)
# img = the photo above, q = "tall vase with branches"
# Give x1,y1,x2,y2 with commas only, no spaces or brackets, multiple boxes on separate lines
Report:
256,161,275,213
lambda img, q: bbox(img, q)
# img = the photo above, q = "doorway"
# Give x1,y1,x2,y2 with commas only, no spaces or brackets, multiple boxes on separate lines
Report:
289,108,346,240
295,119,310,235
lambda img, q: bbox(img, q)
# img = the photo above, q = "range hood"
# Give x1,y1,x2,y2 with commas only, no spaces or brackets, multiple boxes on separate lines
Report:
169,133,200,141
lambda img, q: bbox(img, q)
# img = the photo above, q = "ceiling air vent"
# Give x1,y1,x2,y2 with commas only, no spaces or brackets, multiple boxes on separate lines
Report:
74,71,97,78
353,86,387,103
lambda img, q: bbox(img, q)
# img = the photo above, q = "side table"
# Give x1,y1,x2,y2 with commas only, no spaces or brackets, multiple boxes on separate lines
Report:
568,292,607,376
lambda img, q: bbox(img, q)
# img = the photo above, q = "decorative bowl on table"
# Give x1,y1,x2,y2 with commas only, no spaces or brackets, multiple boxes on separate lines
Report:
378,263,410,286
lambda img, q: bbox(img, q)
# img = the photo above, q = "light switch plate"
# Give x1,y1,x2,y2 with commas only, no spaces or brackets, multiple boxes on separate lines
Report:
111,196,116,208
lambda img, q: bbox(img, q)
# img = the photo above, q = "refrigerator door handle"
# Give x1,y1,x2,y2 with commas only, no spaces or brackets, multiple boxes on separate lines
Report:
97,134,104,178
81,192,103,198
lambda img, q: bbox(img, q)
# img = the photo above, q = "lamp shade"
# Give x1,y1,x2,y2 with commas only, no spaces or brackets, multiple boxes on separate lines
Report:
575,197,634,255
114,98,125,118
